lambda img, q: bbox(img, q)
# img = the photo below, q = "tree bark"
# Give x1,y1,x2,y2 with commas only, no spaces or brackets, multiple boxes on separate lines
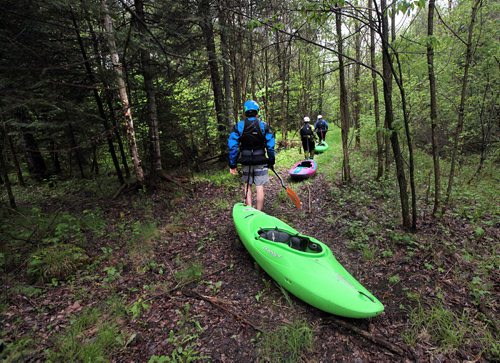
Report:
83,10,129,181
102,0,144,184
445,0,482,206
71,11,125,184
67,122,85,179
22,131,47,181
369,0,383,180
219,0,235,128
0,132,16,208
6,132,25,186
426,0,441,215
353,17,362,149
199,0,228,156
135,0,162,179
379,0,411,228
50,139,61,175
335,4,351,183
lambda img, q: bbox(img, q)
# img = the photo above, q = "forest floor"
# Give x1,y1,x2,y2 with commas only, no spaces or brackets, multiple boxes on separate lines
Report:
1,137,499,362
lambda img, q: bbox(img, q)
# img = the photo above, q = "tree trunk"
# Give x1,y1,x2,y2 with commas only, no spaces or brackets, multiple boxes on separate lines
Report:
380,0,411,228
264,39,270,125
392,53,417,230
369,0,383,180
77,7,124,183
22,131,47,181
6,132,25,186
50,139,61,175
91,144,99,175
105,90,130,179
0,133,16,208
219,0,235,128
199,0,228,156
353,19,362,149
82,10,128,182
445,0,482,206
230,12,242,121
102,0,144,184
67,122,85,179
276,29,287,139
335,5,351,183
135,0,162,179
426,0,441,215
318,60,325,113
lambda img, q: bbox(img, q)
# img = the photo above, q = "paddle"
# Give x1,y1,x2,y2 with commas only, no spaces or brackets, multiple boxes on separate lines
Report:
270,166,302,209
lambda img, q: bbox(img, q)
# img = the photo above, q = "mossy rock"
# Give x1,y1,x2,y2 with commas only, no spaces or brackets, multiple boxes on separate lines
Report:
27,244,90,282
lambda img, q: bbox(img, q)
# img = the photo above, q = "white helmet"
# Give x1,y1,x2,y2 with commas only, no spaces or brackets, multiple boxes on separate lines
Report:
317,115,323,119
303,116,310,122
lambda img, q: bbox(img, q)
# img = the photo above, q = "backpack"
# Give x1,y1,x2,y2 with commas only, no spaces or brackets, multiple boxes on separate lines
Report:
301,124,314,137
238,118,269,165
317,120,327,131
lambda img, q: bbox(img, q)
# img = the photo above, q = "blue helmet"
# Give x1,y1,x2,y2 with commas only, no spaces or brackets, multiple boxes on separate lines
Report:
243,100,260,114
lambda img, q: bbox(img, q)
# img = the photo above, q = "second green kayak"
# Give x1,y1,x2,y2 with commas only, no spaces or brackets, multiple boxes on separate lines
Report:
232,202,384,318
315,141,329,153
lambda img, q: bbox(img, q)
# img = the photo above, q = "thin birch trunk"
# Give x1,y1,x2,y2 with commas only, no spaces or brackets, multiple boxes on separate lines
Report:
72,9,125,184
102,0,144,184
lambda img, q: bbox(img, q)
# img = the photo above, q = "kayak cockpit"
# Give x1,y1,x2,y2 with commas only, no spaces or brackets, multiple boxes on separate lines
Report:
258,228,323,253
297,160,314,168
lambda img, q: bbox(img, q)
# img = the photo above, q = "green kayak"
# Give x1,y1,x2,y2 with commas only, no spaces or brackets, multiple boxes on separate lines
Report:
315,141,329,153
232,202,384,318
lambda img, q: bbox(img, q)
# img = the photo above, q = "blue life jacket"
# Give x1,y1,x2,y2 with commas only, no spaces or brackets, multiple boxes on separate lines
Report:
228,117,275,168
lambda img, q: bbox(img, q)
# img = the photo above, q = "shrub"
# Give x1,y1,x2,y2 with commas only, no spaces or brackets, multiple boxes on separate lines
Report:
27,244,89,282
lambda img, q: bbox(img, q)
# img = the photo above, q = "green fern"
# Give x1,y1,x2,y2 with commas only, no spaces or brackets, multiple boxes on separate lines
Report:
27,244,89,282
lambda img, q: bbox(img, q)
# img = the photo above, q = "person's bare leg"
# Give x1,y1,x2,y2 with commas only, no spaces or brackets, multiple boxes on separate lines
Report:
243,184,252,206
255,185,264,210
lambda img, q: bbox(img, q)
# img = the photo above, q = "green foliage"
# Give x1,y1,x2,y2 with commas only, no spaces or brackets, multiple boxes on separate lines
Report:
129,297,150,319
403,301,470,353
389,274,401,284
149,303,207,362
46,304,125,362
257,320,313,363
469,276,493,306
27,244,89,282
103,265,122,283
174,261,203,284
0,337,35,362
10,285,43,298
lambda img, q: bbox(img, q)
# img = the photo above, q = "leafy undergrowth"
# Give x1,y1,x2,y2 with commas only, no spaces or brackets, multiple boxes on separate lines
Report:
1,128,498,361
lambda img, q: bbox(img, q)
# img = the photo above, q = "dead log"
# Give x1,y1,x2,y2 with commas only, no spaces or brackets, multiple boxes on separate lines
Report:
112,182,129,199
185,291,265,333
326,316,412,358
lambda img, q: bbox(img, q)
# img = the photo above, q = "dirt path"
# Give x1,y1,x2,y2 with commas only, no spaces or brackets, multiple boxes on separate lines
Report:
2,166,497,361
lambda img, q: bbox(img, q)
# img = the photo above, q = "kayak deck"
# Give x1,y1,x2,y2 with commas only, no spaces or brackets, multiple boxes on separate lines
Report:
232,203,384,318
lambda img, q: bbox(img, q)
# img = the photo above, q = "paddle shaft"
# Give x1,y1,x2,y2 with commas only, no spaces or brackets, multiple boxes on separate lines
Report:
270,166,286,189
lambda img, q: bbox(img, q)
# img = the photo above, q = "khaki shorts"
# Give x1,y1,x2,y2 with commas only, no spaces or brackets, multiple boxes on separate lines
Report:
241,165,269,186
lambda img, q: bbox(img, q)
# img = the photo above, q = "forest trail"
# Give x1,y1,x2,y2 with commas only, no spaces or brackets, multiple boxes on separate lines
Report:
4,129,497,361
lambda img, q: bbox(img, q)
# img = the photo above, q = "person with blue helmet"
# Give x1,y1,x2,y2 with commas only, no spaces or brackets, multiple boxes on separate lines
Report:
228,100,275,211
314,114,328,142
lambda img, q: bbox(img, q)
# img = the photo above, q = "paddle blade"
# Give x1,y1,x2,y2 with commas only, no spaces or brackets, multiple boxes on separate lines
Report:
286,187,302,209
